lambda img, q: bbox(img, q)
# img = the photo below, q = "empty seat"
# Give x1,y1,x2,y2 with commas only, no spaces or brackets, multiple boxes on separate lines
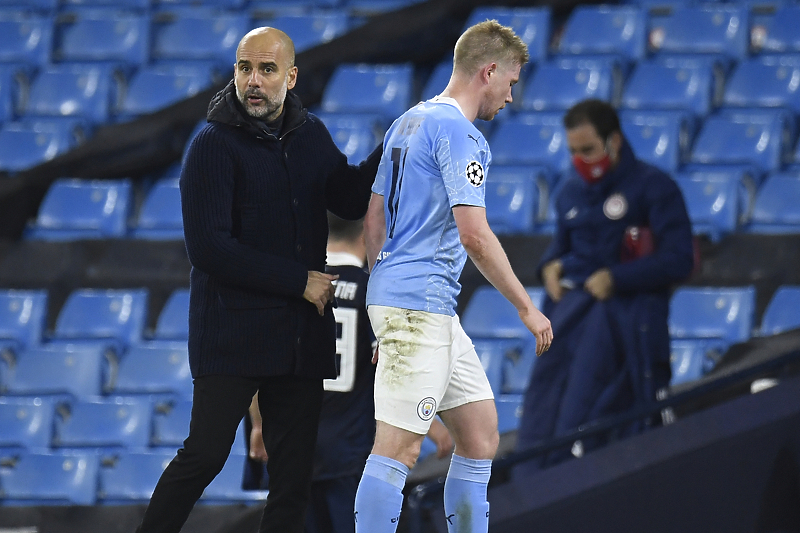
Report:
26,178,132,241
154,289,190,340
114,342,191,398
133,178,184,241
249,0,340,17
152,10,249,66
155,0,246,8
489,113,571,172
495,394,524,434
151,398,191,447
52,397,152,449
750,5,800,54
0,397,55,450
760,286,800,335
0,120,81,172
25,64,121,123
473,338,529,395
558,5,646,60
521,58,621,111
669,286,756,344
98,450,174,503
200,453,268,503
120,64,215,118
462,286,545,340
0,289,47,353
314,113,382,165
464,7,551,63
52,288,148,349
0,13,52,65
748,172,800,234
321,64,414,125
53,9,149,65
0,0,58,10
621,58,721,116
0,452,99,505
670,338,728,386
723,55,800,113
61,0,150,8
648,6,750,60
674,168,753,242
620,110,692,173
503,341,537,395
689,110,793,173
4,343,111,400
262,13,349,53
421,60,452,102
484,165,545,235
0,64,25,124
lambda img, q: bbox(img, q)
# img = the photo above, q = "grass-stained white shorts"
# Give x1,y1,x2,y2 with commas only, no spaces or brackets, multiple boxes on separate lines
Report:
367,304,494,435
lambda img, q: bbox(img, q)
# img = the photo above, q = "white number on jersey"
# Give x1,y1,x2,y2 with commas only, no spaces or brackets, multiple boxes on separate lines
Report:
323,307,358,392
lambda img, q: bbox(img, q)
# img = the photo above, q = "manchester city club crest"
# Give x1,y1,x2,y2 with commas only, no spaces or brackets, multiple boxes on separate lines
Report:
465,161,484,187
603,193,628,220
417,397,437,421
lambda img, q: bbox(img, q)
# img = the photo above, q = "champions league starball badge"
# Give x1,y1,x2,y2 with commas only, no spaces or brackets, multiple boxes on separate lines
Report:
466,161,484,187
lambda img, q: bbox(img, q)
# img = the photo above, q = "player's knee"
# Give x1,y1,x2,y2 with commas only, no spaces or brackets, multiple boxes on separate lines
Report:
457,429,499,460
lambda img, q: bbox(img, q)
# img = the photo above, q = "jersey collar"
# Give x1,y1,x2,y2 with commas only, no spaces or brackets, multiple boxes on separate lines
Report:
326,251,365,268
430,95,466,118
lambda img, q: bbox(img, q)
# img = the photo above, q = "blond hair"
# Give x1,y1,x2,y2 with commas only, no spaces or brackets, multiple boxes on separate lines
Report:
453,20,529,76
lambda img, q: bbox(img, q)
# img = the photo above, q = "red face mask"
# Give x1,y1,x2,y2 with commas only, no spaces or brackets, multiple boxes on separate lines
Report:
573,152,612,185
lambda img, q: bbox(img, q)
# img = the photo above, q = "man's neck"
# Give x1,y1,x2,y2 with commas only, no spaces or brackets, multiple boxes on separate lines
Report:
440,73,482,122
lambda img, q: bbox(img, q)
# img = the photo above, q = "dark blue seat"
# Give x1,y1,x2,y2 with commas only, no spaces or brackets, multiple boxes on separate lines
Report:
750,5,800,54
154,289,190,341
133,178,184,241
0,64,25,125
489,113,571,172
620,110,692,173
0,120,81,172
495,394,524,434
723,55,800,113
484,165,546,235
249,0,340,17
53,9,149,65
52,397,153,450
461,285,545,340
464,7,551,63
120,64,215,119
748,172,800,234
558,5,646,60
621,58,720,116
502,341,537,395
314,113,382,165
669,286,756,344
760,286,800,335
154,0,246,8
98,450,174,503
25,64,121,123
0,0,58,10
151,398,191,448
0,397,55,450
520,57,621,112
114,342,191,398
344,0,424,16
61,0,150,8
670,339,728,386
200,453,269,503
321,63,414,125
648,5,749,60
472,338,530,395
0,451,100,505
0,13,52,65
420,60,451,102
151,10,249,66
52,288,148,349
262,13,350,53
26,178,132,241
0,289,47,354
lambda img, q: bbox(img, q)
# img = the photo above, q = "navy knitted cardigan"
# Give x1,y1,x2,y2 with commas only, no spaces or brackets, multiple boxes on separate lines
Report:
181,81,380,379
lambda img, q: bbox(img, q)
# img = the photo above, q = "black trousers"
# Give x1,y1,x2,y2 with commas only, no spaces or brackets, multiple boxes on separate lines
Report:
137,374,324,533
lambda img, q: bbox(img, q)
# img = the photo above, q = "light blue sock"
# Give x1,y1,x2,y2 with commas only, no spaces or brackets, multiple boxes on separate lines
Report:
354,454,409,533
443,454,492,533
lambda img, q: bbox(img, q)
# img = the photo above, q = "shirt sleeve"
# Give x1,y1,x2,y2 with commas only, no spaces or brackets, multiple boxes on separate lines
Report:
372,150,389,196
435,123,488,209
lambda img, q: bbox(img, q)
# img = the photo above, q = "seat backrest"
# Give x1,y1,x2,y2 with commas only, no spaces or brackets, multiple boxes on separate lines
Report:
420,60,452,102
5,343,108,400
54,288,148,346
559,5,646,59
461,285,545,339
621,59,718,116
0,64,24,124
0,452,99,505
154,288,190,340
760,285,800,335
54,9,149,64
114,342,191,397
489,112,570,171
751,5,800,54
749,172,800,233
61,0,150,8
669,286,756,343
53,397,152,449
0,13,52,65
120,64,214,117
0,397,55,449
495,394,524,434
620,110,691,173
200,452,266,502
321,63,414,124
465,7,551,63
472,338,530,395
723,55,800,113
483,165,543,235
0,289,47,349
674,170,744,242
98,450,174,503
151,10,249,64
0,121,79,172
521,58,620,112
315,113,383,165
134,178,183,240
265,13,350,53
670,338,728,386
648,5,750,60
26,64,119,123
151,398,191,447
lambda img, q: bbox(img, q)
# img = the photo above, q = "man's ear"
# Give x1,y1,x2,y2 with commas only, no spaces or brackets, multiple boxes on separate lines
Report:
287,66,298,90
608,131,623,160
480,63,497,85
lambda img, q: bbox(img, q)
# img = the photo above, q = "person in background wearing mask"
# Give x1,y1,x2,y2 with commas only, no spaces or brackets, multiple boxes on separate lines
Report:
515,99,694,472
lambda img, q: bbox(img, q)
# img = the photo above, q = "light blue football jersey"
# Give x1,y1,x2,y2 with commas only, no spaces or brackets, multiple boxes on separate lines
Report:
366,96,491,316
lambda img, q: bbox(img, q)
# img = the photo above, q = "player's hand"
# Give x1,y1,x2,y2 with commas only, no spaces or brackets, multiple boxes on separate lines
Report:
249,427,268,463
371,342,379,365
584,268,614,301
303,271,338,316
542,260,564,302
426,418,454,459
520,306,553,356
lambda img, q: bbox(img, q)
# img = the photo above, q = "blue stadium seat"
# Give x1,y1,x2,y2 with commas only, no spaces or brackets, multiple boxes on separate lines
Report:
314,113,382,165
472,338,530,395
114,342,191,398
461,285,545,340
0,397,55,450
53,9,149,65
0,13,52,65
152,10,249,66
648,6,750,60
620,110,692,173
0,289,47,353
263,13,350,53
25,64,121,124
52,288,148,349
670,338,728,386
151,398,192,448
0,65,25,124
200,453,268,503
748,172,800,234
26,178,132,241
489,113,571,172
133,178,184,241
420,60,451,102
61,0,150,8
0,0,58,10
52,397,152,450
320,64,414,125
669,286,756,344
4,343,111,400
0,120,81,172
674,168,754,242
558,5,646,60
249,0,341,17
621,58,721,116
520,58,621,111
464,7,551,64
689,110,793,173
495,394,524,434
155,0,246,8
750,5,800,54
484,165,546,235
723,55,800,113
98,450,174,503
119,64,215,119
0,452,100,505
345,0,425,16
502,341,537,395
154,289,190,340
760,286,800,335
